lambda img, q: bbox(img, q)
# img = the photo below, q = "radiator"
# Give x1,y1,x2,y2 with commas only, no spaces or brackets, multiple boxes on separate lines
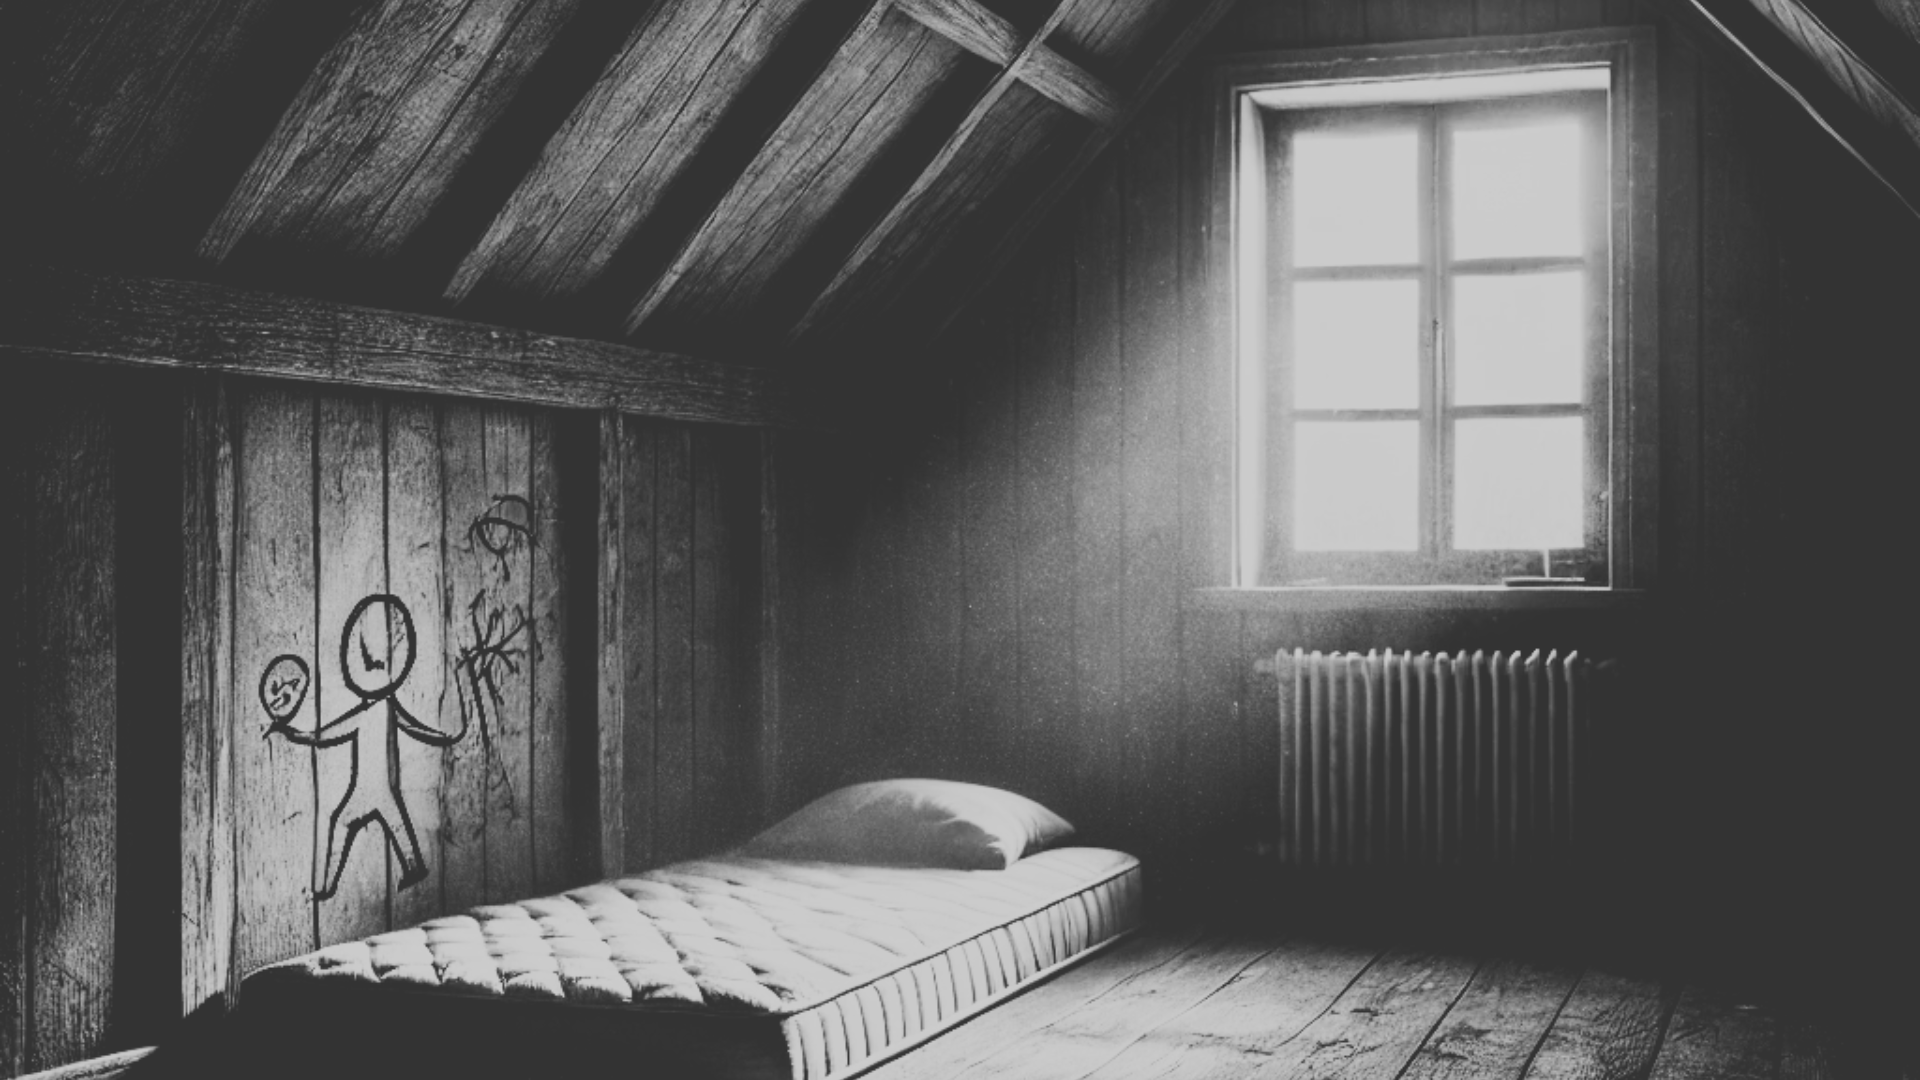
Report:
1259,649,1594,867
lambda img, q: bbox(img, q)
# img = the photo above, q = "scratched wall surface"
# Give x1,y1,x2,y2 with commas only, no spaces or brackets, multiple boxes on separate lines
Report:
218,383,586,984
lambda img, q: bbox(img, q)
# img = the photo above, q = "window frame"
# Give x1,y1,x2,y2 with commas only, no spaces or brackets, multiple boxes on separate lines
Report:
1210,29,1658,594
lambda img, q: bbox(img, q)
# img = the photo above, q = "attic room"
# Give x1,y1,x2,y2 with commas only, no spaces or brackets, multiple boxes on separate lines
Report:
3,0,1917,1076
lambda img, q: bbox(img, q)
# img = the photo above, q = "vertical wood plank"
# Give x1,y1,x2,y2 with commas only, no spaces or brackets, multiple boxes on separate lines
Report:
1365,0,1476,40
1012,226,1078,815
1299,0,1369,45
437,402,491,912
1072,159,1126,841
529,411,571,894
481,407,533,902
232,387,319,978
758,428,790,825
1658,33,1703,597
387,398,448,927
957,308,1021,788
313,393,390,942
690,426,746,852
620,418,659,872
654,424,696,865
18,382,118,1071
180,376,237,1012
0,356,21,1076
596,411,626,878
1120,94,1187,856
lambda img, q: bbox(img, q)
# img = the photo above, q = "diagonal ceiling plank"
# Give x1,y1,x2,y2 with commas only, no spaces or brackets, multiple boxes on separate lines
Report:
200,0,594,263
788,0,1101,342
622,2,973,339
445,0,827,303
1741,0,1920,146
792,0,1239,347
1877,0,1920,41
892,0,1119,125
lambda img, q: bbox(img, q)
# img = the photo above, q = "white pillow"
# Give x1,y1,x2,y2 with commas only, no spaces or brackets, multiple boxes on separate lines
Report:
738,779,1074,869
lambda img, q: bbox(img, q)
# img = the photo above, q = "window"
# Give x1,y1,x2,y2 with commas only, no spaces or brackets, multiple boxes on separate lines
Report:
1219,33,1656,591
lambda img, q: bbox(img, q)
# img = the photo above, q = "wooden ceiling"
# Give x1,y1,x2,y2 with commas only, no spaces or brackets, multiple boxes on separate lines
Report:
5,0,1236,368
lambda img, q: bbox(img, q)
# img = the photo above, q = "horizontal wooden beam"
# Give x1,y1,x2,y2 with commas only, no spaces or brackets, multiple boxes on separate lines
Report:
0,269,821,430
891,0,1120,126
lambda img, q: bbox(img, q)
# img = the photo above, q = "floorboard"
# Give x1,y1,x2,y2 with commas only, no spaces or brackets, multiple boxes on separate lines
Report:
869,927,1856,1080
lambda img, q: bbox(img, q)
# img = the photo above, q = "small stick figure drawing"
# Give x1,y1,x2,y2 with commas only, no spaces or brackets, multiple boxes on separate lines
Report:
261,594,467,900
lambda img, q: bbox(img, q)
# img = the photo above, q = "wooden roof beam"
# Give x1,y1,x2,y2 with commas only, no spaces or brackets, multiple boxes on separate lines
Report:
892,0,1120,127
0,268,821,430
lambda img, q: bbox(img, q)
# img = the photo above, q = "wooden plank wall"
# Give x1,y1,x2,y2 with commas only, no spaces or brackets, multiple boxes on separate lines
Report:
1,360,122,1075
777,0,1920,1009
599,416,764,875
181,380,596,1009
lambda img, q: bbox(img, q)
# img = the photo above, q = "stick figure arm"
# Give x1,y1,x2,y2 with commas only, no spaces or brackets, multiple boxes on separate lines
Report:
269,699,375,744
392,701,465,747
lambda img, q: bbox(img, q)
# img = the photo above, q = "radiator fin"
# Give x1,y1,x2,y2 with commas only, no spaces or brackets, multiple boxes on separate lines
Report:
1273,649,1591,867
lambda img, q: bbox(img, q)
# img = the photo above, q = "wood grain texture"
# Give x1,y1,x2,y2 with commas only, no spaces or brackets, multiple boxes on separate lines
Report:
1645,988,1777,1080
0,269,815,431
614,417,656,873
652,426,698,864
449,0,821,301
1088,939,1382,1080
479,407,535,902
1526,972,1676,1080
891,0,1120,123
1400,959,1580,1080
201,0,591,262
230,388,319,981
12,386,119,1072
313,394,393,943
528,411,573,893
178,378,238,1014
387,398,450,927
437,402,494,912
625,7,970,336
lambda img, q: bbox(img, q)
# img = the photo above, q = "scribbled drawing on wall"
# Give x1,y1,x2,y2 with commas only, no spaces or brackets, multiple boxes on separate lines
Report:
261,594,469,900
456,494,535,818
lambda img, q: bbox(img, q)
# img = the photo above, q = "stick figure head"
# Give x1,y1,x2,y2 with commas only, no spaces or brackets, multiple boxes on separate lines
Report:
259,654,311,725
340,594,416,699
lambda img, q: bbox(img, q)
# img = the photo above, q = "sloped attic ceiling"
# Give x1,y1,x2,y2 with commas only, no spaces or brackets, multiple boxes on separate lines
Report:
2,0,1235,366
1685,0,1920,216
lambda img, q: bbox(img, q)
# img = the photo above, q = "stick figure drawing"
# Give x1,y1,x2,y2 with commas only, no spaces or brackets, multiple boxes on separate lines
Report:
260,594,468,900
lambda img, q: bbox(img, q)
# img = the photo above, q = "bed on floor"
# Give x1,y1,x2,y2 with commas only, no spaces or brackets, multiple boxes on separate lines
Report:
236,782,1142,1080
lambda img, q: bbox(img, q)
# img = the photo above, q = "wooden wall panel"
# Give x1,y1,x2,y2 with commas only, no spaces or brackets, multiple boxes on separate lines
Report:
1,366,119,1074
606,416,766,871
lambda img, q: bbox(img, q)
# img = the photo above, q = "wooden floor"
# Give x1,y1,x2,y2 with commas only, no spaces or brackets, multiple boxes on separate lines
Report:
866,925,1863,1080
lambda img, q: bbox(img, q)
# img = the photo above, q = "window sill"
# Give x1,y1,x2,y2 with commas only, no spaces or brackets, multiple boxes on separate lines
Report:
1187,585,1648,612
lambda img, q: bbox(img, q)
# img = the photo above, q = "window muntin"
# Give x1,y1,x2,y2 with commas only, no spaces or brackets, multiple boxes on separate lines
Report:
1256,89,1609,586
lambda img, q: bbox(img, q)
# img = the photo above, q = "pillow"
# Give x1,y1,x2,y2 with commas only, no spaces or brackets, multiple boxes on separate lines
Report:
737,779,1074,870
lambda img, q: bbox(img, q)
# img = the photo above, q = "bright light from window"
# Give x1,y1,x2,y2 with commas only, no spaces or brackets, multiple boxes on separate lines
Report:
1293,279,1421,409
1295,421,1420,550
1452,271,1585,405
1292,128,1419,267
1454,417,1585,549
1452,119,1584,259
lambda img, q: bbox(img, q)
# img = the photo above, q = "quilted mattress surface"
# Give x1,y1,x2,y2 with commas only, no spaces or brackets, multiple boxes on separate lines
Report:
245,847,1142,1080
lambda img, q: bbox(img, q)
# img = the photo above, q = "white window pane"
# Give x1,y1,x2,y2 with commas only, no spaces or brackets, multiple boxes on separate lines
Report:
1453,417,1585,550
1295,421,1420,551
1452,119,1584,259
1293,128,1419,267
1294,280,1420,409
1452,271,1585,406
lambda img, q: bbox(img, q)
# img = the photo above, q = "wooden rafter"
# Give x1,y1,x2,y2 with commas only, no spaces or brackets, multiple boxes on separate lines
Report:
0,269,820,429
445,0,826,303
201,0,589,262
1685,0,1920,217
622,0,968,335
892,0,1120,126
793,0,1242,346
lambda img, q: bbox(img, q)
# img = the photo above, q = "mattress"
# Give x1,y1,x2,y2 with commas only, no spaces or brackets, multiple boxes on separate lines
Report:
238,847,1142,1080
